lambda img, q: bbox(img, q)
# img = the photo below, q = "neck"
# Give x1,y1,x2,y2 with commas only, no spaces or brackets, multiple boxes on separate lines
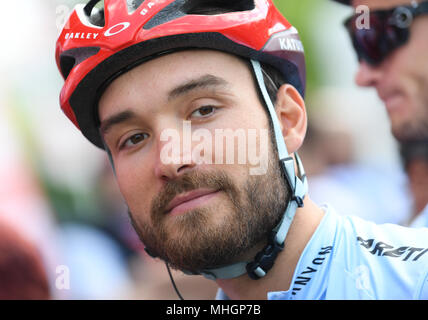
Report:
215,197,325,300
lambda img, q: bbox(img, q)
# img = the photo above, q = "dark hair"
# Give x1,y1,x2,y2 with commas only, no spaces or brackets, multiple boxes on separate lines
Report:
400,140,428,170
260,62,286,105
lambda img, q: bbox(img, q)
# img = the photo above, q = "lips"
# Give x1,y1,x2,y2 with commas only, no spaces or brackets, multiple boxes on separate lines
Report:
380,93,405,113
165,189,220,215
378,88,404,112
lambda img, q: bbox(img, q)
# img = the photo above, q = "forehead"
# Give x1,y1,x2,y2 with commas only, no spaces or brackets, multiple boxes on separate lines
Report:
98,50,252,114
352,0,417,9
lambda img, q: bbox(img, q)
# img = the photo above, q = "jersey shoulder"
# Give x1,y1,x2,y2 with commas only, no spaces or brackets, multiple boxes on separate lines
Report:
342,214,428,262
330,212,428,299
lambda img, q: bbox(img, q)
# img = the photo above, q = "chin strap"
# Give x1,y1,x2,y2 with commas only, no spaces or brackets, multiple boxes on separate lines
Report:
182,60,308,280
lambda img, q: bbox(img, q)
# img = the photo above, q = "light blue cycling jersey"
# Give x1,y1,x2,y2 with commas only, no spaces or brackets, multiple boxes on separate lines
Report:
217,205,428,300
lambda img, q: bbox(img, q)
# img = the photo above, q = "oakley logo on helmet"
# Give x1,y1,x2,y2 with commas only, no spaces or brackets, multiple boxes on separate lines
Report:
104,22,131,37
64,32,99,40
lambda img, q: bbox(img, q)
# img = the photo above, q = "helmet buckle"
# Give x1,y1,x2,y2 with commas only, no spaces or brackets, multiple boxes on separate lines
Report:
246,232,284,280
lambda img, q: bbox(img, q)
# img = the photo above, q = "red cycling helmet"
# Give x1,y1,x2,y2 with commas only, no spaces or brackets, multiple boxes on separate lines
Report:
56,0,306,148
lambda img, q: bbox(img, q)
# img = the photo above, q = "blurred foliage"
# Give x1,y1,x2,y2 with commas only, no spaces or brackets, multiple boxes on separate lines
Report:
7,88,101,225
274,0,323,94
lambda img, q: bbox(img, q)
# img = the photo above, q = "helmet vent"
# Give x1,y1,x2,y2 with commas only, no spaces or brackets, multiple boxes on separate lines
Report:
182,0,255,15
127,0,144,14
60,47,101,80
60,55,76,80
143,0,255,30
84,0,105,27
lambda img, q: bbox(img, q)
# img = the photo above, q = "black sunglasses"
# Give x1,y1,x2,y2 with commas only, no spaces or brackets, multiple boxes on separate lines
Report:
344,1,428,66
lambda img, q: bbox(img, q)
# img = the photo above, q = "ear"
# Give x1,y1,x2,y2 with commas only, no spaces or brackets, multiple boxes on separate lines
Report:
275,84,307,154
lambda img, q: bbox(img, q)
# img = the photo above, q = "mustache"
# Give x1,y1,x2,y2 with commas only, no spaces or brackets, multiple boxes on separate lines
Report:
150,169,238,219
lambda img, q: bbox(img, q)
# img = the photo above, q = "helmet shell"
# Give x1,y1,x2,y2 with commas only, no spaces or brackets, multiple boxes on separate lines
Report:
56,0,306,148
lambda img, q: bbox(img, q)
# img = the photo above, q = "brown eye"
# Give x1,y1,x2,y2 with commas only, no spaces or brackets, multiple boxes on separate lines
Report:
131,134,144,144
122,133,148,149
191,106,216,118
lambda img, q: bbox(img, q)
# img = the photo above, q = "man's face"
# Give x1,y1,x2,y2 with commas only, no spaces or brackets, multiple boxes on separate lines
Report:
352,0,428,141
98,50,288,272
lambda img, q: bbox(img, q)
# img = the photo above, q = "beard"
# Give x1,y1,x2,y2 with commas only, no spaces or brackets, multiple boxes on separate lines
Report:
392,95,428,142
128,137,290,274
394,121,428,142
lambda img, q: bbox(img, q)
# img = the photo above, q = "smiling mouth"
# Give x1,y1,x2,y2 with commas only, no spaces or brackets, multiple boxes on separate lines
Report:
378,89,405,112
165,189,221,216
384,94,405,113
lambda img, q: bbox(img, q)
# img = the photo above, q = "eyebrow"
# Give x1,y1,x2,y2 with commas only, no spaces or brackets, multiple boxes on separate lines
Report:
100,109,137,135
168,74,230,101
100,75,230,134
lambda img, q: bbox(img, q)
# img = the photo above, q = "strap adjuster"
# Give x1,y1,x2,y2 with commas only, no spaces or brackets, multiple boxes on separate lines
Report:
293,195,304,208
246,233,284,280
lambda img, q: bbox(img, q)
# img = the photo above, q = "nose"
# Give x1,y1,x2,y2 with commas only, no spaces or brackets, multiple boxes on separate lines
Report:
153,128,196,181
355,61,383,87
154,160,195,181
